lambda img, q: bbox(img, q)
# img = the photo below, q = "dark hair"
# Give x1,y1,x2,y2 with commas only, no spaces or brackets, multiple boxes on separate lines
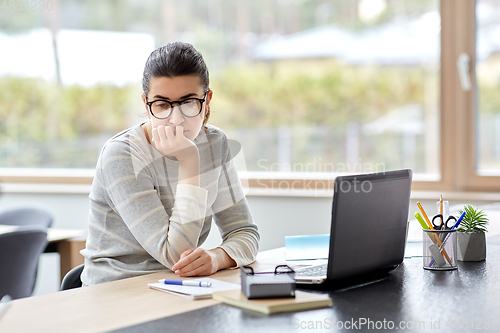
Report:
142,43,211,126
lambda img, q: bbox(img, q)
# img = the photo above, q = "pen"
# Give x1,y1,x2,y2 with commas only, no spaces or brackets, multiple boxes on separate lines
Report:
159,279,212,287
451,211,466,230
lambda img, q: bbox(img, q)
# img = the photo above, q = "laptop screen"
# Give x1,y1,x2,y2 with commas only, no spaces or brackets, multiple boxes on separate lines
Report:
327,169,412,281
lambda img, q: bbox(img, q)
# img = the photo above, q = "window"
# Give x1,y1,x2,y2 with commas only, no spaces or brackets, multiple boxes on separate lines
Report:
212,0,441,192
0,0,498,193
476,0,500,176
446,0,500,191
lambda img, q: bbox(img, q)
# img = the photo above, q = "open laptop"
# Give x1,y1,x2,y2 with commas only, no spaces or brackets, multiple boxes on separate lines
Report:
293,169,413,285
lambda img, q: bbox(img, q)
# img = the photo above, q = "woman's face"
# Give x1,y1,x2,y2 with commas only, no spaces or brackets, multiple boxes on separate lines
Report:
142,75,212,141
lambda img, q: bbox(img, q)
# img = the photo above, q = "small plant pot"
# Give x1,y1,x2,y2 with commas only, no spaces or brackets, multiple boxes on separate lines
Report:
457,232,486,261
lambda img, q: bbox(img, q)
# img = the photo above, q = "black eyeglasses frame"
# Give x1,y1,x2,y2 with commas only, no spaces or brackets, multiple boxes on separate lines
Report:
146,91,209,119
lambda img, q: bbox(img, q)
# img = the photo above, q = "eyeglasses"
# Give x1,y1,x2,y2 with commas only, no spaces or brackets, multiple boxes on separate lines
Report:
146,91,208,119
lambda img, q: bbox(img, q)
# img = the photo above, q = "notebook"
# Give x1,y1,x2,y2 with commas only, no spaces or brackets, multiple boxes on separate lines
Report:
148,278,240,300
292,169,413,285
212,290,331,315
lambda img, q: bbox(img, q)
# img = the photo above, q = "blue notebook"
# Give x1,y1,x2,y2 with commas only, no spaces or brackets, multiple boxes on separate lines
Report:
285,234,330,260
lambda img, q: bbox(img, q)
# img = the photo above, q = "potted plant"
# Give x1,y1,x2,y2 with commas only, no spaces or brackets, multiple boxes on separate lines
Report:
456,205,489,261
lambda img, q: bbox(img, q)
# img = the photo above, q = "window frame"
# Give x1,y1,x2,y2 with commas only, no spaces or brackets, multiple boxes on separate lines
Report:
456,0,500,191
438,0,500,192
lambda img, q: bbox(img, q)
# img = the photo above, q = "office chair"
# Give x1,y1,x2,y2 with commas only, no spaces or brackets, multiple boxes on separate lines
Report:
61,264,84,291
0,207,53,291
0,225,48,300
0,207,53,228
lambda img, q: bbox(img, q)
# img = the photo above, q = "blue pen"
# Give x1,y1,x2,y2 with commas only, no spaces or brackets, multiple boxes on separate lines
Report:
159,279,212,287
429,211,466,267
451,211,466,230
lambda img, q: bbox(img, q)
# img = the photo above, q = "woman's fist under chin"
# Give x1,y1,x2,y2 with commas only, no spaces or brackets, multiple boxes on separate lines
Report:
151,125,199,162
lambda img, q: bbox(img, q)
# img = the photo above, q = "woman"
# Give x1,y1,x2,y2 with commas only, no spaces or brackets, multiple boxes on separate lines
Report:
81,42,259,285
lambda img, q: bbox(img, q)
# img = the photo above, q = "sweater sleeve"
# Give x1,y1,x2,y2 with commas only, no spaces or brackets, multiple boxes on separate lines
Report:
211,140,260,268
99,140,208,269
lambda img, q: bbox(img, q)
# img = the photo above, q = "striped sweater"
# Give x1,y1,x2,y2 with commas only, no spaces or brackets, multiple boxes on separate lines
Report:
80,123,260,285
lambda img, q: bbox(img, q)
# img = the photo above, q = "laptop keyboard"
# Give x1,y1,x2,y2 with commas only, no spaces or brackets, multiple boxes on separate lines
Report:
295,264,328,276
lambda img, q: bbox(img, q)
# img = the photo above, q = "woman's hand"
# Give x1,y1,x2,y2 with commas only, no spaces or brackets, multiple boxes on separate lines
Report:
150,124,200,186
172,247,236,277
151,125,198,162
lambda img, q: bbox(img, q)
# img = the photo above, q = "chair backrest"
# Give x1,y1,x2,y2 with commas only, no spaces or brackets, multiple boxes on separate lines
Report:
0,207,53,228
0,225,48,299
60,264,84,291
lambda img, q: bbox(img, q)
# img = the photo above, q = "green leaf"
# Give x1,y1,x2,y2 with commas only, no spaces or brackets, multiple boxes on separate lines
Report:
457,204,489,233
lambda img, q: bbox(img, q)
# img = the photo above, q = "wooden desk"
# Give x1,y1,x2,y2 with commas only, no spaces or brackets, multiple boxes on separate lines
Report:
0,225,86,281
1,243,499,333
0,248,283,333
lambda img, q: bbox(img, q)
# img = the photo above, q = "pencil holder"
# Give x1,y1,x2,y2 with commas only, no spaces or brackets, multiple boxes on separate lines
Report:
423,229,457,270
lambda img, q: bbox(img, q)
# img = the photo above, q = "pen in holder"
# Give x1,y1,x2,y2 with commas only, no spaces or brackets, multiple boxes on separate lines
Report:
423,229,457,270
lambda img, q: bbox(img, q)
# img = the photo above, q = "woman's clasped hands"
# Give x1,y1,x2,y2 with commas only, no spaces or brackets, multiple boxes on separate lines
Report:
172,248,219,277
172,247,237,277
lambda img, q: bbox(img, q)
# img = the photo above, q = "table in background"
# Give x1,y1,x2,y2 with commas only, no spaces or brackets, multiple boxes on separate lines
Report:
1,237,500,333
0,225,86,281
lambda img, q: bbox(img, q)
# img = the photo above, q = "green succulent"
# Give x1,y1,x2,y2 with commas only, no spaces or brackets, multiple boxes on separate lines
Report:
457,205,489,233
